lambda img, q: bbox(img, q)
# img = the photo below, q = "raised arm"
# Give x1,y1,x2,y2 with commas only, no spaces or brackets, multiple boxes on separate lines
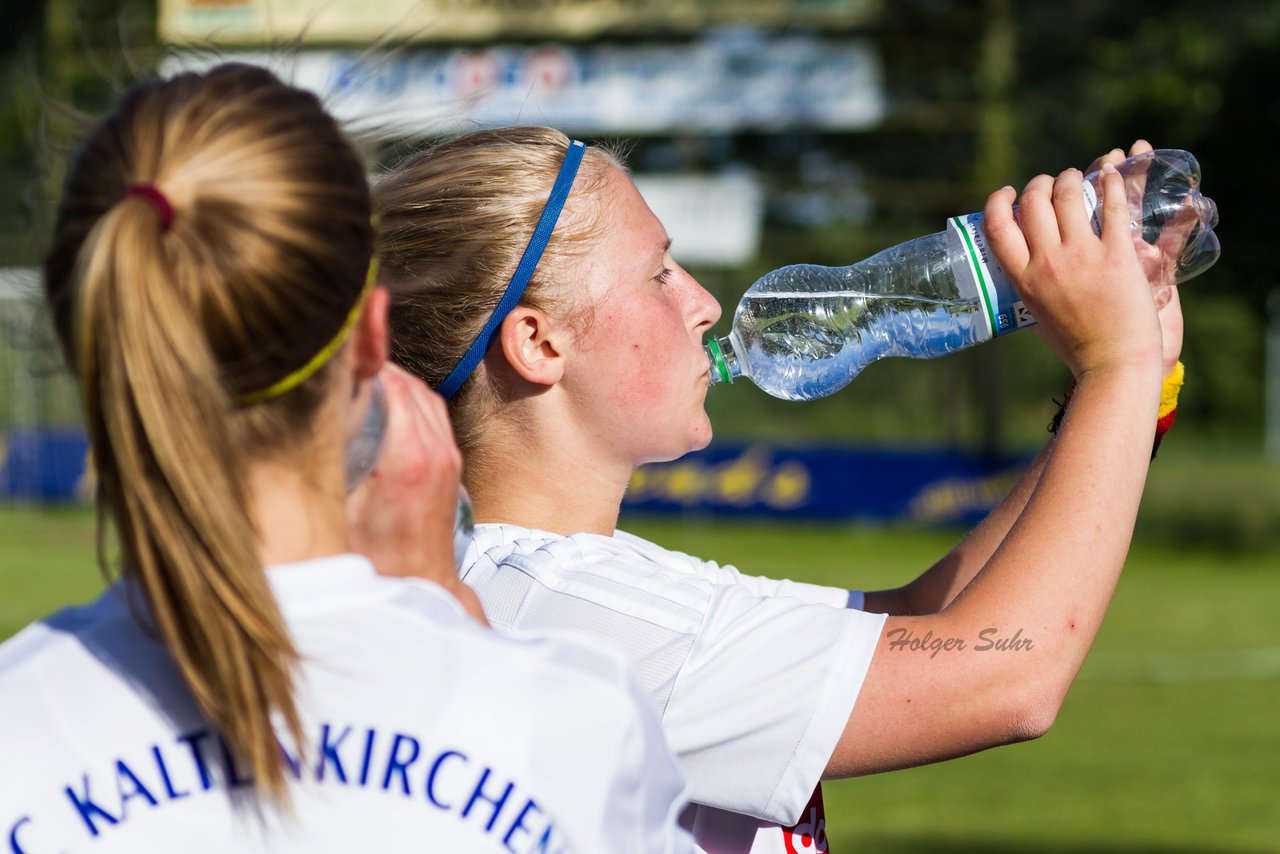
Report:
346,363,488,623
866,289,1182,617
828,161,1165,777
863,139,1182,617
861,439,1052,616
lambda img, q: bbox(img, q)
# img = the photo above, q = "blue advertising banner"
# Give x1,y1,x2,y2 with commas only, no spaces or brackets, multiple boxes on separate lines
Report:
0,430,91,502
3,429,1025,525
622,443,1027,525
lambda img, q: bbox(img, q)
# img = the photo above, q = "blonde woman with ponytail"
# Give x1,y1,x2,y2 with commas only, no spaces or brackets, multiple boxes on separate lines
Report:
0,65,693,853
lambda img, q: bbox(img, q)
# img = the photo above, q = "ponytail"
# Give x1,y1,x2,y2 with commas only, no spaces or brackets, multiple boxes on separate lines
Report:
75,198,303,796
44,64,375,800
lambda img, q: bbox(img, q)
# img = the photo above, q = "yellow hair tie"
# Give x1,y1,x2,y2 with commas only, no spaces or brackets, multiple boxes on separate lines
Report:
235,255,380,406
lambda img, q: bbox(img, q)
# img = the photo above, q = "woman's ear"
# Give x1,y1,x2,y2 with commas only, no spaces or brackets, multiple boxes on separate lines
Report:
352,286,390,382
495,306,566,388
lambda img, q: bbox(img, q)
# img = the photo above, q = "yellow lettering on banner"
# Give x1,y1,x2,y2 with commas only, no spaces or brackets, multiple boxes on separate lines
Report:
762,462,810,509
625,446,813,510
626,466,650,499
662,463,708,505
907,469,1020,524
713,448,768,506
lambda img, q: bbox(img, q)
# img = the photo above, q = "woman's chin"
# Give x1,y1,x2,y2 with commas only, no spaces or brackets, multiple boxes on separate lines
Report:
687,419,714,453
638,429,714,467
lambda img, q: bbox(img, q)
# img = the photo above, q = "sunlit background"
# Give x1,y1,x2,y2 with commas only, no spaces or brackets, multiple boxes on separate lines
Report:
1,1,1278,850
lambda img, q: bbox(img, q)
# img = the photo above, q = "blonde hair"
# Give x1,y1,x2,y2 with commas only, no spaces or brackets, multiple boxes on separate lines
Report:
374,127,622,464
43,63,374,798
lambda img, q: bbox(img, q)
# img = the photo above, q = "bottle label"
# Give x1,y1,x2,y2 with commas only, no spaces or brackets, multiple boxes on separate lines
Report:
947,213,1034,340
1081,179,1104,235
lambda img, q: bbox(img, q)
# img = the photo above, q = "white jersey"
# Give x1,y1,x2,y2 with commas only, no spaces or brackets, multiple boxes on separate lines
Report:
460,525,888,854
0,554,693,853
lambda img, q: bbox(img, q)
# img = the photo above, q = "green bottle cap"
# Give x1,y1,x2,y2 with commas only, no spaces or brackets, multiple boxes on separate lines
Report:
706,337,732,385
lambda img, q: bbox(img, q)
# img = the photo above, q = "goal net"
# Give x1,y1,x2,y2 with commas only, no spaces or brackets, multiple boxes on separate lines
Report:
0,268,88,503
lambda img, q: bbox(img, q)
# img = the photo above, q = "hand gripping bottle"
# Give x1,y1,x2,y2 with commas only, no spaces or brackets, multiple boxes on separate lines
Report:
345,377,475,566
705,149,1219,401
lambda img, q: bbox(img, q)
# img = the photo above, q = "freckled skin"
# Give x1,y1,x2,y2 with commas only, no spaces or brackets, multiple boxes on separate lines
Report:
561,167,722,467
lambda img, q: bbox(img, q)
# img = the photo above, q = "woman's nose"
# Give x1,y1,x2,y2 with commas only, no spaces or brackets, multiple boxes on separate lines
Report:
688,277,722,331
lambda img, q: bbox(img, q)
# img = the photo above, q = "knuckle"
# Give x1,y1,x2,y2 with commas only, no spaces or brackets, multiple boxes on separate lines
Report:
384,366,408,391
983,217,1020,242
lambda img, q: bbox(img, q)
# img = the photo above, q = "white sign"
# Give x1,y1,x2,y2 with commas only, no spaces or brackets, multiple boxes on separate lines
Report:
159,0,879,45
634,174,763,267
165,35,884,136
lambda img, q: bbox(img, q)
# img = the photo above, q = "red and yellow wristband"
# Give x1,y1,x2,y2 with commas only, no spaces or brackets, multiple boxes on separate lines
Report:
1049,361,1184,459
1153,360,1184,455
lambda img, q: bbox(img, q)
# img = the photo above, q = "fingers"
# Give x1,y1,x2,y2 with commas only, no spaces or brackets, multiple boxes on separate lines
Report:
1051,168,1091,243
348,361,466,587
1015,173,1061,252
374,365,458,480
1121,140,1155,202
982,185,1028,276
1086,147,1126,176
382,364,450,438
1085,140,1152,177
1156,286,1183,375
378,365,420,450
1098,162,1133,246
386,363,451,433
402,370,461,467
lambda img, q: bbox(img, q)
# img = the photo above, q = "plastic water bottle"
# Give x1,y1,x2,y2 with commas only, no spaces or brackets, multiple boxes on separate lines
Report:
705,149,1220,401
344,377,389,493
345,376,475,566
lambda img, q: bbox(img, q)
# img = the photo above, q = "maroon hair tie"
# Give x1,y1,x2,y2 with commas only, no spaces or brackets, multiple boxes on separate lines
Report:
126,184,174,232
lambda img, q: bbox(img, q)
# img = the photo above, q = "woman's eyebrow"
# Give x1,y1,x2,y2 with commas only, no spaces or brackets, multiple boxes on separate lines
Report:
652,237,672,263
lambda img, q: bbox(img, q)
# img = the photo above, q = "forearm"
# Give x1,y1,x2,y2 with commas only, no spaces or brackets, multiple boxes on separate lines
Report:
864,438,1054,616
943,363,1159,699
831,162,1174,778
868,354,1184,617
831,365,1159,777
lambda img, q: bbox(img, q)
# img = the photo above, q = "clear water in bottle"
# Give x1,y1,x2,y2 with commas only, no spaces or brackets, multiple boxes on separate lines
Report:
707,148,1220,402
344,377,388,492
723,236,983,401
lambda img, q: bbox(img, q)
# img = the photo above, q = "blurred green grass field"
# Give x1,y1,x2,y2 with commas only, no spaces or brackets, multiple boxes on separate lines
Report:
630,518,1280,853
2,506,1278,851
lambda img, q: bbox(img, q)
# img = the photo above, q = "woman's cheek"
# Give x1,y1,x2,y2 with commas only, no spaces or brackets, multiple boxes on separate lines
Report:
609,343,664,408
598,296,686,405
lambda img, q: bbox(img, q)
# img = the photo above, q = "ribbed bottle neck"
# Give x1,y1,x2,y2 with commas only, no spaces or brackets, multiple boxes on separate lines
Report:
705,334,742,386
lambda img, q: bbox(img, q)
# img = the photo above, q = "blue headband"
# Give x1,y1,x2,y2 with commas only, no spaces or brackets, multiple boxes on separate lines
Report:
437,139,587,400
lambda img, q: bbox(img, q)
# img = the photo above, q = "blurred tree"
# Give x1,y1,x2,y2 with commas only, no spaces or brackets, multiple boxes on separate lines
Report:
1017,0,1279,309
0,1,43,56
0,0,46,261
0,0,156,264
1014,0,1280,439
